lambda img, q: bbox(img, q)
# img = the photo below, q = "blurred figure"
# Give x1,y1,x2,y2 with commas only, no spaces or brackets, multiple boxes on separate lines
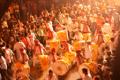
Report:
44,69,58,80
80,68,92,80
13,37,29,63
0,53,10,80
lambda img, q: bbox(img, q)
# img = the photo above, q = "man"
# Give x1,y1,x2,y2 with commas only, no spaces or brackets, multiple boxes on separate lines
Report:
0,53,9,80
13,37,29,63
4,44,14,77
32,39,46,66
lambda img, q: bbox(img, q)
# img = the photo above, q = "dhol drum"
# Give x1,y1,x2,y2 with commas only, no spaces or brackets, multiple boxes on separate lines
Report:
87,62,98,74
79,63,91,77
52,51,76,76
79,62,98,76
12,62,30,80
64,51,76,63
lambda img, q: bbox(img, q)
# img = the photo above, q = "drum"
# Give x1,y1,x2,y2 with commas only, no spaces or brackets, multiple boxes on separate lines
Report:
51,57,70,76
64,51,76,63
57,30,69,41
79,62,98,76
87,62,98,74
52,51,76,76
13,62,30,74
38,55,49,71
79,63,91,77
12,62,30,79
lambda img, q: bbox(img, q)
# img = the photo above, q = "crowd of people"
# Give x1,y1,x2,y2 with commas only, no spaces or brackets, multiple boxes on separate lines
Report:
0,0,120,80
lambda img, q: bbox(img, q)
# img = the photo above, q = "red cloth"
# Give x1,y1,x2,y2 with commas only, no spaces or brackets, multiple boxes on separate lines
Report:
21,37,30,49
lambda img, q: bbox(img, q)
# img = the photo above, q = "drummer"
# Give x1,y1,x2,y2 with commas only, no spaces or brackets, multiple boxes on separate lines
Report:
49,48,58,63
60,41,73,54
33,39,46,55
75,50,85,68
13,37,29,64
32,39,46,66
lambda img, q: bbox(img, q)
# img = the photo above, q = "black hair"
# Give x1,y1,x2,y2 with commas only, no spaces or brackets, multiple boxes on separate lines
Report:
49,69,53,74
82,68,88,75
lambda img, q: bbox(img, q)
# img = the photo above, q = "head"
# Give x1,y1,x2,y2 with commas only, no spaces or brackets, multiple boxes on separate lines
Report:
48,69,53,77
51,48,56,55
82,68,88,75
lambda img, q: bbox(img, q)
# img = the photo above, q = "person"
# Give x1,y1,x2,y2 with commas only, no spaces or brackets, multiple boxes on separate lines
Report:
60,41,73,53
80,68,92,80
4,44,14,76
32,39,46,66
44,69,58,80
0,53,10,80
49,48,58,63
4,44,14,64
75,50,85,68
13,37,29,63
33,39,46,55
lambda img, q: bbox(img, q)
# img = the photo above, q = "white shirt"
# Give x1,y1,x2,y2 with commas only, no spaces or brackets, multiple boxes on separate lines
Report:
5,48,13,64
48,21,54,31
13,41,26,62
102,23,112,35
0,56,7,70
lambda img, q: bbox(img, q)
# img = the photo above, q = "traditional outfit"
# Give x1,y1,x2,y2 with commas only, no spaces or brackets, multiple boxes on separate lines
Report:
14,41,29,63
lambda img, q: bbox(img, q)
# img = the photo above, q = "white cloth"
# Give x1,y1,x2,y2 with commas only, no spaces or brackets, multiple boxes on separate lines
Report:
5,48,13,64
102,23,112,35
48,21,54,31
0,56,7,70
13,41,26,62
